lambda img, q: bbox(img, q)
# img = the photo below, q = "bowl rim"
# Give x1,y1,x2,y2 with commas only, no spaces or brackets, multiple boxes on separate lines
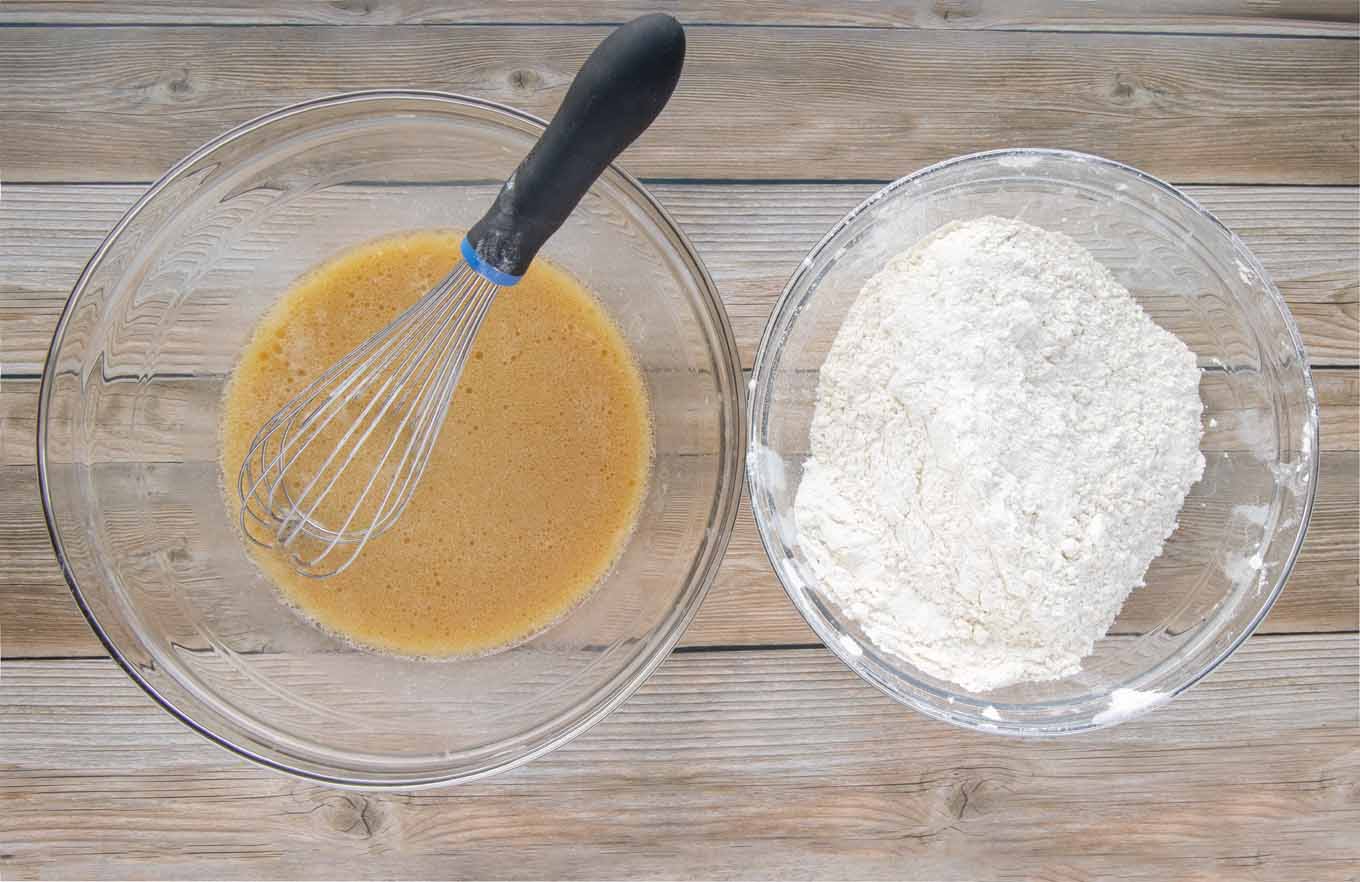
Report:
746,146,1320,735
37,88,747,787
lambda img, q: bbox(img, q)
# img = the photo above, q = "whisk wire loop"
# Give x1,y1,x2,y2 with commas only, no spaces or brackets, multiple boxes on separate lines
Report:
235,14,686,577
237,261,499,577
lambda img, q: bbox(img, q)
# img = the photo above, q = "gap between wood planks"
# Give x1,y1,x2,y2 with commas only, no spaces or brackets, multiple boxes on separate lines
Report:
2,637,1355,882
2,180,1356,658
7,177,1360,188
0,1,1354,36
2,26,1356,184
4,182,1357,371
0,22,1355,39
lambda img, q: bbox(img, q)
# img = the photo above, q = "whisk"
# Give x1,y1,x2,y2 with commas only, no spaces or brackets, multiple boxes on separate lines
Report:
237,14,686,577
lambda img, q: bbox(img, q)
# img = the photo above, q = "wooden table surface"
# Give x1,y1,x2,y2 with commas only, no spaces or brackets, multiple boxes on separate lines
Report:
1,3,1357,880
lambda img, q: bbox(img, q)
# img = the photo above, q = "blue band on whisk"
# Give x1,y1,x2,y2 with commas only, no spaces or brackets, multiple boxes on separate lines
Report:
461,238,523,288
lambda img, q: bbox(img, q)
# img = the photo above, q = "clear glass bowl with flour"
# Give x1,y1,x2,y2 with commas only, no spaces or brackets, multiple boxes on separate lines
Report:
748,149,1318,734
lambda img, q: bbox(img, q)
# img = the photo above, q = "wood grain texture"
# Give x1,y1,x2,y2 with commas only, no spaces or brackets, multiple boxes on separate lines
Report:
2,8,1357,880
2,27,1356,184
3,446,1355,659
3,184,1356,374
1,0,1355,35
2,180,1357,657
1,635,1356,880
658,183,1360,368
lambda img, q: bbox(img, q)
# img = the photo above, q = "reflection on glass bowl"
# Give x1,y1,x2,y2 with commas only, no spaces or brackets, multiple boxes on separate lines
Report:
39,91,745,787
747,149,1317,735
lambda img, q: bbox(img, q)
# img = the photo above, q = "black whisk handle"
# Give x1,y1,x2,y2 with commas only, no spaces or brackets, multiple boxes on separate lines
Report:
463,13,685,282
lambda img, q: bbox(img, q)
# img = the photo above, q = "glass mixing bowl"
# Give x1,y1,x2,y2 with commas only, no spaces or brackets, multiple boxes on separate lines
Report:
39,91,745,786
748,149,1317,735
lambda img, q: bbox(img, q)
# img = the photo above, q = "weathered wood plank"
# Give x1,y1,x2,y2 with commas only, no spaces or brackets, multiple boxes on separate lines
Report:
708,451,1360,645
3,184,1355,373
0,0,1355,35
3,181,1354,656
2,27,1356,184
1,12,1354,880
0,636,1355,880
8,363,1352,491
660,183,1360,368
3,444,1354,658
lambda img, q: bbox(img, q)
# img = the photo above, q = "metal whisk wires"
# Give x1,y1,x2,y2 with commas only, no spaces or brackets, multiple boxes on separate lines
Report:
235,13,684,577
237,262,498,577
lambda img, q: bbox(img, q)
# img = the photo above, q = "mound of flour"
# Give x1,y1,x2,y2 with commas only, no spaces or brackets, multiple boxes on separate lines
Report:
794,217,1204,692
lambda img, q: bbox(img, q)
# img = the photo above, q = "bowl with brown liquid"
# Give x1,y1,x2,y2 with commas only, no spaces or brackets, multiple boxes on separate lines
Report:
39,91,745,787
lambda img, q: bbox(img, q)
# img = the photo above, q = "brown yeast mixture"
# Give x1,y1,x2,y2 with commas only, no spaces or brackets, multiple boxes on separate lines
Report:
220,231,652,657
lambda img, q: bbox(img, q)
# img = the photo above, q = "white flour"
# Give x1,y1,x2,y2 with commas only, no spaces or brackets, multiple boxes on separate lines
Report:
794,217,1204,692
